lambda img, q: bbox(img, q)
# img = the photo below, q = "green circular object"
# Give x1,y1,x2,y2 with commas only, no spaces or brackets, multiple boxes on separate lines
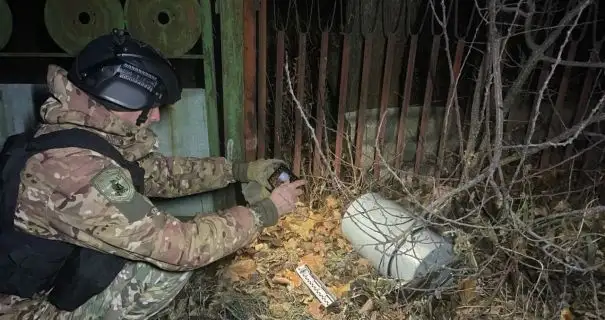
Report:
124,0,202,57
0,0,13,50
44,0,125,55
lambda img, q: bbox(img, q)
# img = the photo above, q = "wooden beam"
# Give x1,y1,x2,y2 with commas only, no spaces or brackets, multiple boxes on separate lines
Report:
218,0,245,163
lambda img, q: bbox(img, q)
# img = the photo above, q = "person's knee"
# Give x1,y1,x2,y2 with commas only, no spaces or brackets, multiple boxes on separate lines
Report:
71,262,193,319
119,263,193,318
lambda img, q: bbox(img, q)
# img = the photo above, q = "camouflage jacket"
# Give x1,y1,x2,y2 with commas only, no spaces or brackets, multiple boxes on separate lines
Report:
0,65,261,317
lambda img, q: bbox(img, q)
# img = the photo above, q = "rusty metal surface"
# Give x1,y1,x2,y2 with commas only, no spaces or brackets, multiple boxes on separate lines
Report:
334,34,350,177
539,41,578,169
436,40,465,178
293,33,307,175
354,36,374,171
274,31,285,158
243,0,257,161
44,0,125,55
0,0,12,51
373,33,396,178
414,35,441,174
257,0,268,159
124,0,201,57
395,34,418,169
313,31,329,177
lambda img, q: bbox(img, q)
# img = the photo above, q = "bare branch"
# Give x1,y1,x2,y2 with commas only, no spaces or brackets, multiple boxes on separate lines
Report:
283,52,346,192
500,6,528,18
487,0,506,182
507,0,590,190
503,0,594,111
504,93,605,150
540,55,605,68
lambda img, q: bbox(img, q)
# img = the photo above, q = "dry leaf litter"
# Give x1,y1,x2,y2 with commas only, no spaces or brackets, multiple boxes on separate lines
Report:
158,194,414,320
154,174,602,320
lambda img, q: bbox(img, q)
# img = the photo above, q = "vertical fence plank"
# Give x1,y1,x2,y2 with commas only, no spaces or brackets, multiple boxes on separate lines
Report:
257,0,267,159
566,50,597,161
373,33,396,178
414,35,441,174
334,34,350,177
200,0,219,157
580,48,602,172
293,33,307,175
200,0,230,210
436,40,465,178
539,41,578,169
243,0,257,161
526,46,554,167
460,55,487,181
274,31,285,158
395,34,418,169
313,31,329,176
354,36,374,172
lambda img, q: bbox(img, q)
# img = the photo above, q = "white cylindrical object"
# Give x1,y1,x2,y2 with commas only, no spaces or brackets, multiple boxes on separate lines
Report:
341,193,453,285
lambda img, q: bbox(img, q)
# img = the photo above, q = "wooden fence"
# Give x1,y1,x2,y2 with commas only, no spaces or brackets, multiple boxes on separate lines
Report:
241,0,605,184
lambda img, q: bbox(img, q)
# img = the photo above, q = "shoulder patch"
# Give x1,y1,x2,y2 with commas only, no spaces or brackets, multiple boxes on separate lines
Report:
91,166,135,203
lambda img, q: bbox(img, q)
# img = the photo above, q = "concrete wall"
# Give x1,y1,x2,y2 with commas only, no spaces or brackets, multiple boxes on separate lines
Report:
344,105,458,176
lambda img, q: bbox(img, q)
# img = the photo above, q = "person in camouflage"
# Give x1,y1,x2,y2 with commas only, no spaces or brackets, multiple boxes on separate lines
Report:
0,31,306,319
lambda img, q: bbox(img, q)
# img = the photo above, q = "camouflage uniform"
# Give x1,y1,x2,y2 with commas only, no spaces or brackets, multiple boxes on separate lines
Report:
0,65,264,319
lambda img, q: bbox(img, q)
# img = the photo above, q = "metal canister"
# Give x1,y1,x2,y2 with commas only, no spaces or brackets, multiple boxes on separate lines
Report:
341,192,454,288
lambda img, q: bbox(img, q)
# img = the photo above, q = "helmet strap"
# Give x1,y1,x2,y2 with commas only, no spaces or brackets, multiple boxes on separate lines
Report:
136,109,150,126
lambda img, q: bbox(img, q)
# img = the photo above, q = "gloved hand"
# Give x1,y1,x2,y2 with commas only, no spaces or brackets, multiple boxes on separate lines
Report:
249,179,306,227
233,159,286,190
241,181,271,204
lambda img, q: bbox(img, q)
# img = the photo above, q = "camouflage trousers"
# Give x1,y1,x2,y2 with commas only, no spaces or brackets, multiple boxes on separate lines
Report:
0,262,192,320
64,261,193,320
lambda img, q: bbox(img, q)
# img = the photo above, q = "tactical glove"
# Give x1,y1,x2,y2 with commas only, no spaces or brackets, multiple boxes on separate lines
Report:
249,179,306,227
233,159,286,190
241,181,271,204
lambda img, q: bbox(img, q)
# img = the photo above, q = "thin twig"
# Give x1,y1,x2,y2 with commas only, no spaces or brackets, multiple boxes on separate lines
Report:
284,52,346,193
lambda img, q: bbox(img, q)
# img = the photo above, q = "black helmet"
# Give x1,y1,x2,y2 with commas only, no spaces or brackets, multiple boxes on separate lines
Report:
67,29,181,112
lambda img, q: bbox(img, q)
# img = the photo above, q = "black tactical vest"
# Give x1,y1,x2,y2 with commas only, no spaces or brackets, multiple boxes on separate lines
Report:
0,127,145,311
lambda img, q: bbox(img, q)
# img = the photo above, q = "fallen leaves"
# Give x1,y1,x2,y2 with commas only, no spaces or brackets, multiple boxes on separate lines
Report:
458,278,477,305
269,302,292,318
220,198,372,319
329,282,351,299
325,195,340,209
225,259,257,282
300,254,326,274
284,215,317,240
560,307,573,320
272,269,302,289
284,238,299,250
307,301,324,319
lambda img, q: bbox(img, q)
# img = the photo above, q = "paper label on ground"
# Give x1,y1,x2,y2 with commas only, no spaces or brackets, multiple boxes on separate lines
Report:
295,264,337,307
